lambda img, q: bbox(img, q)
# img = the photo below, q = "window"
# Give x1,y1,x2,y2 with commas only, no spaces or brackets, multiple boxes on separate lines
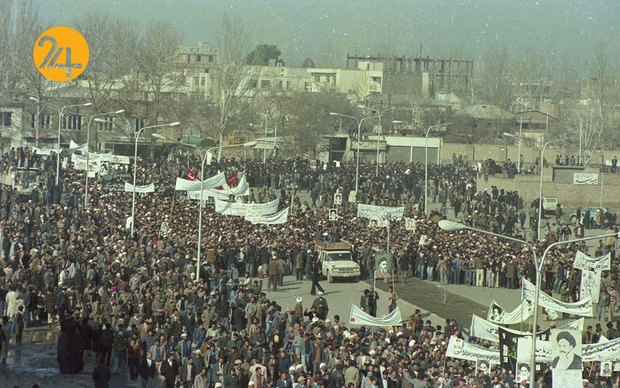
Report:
0,112,11,126
200,76,205,86
260,80,271,89
30,113,52,130
279,80,283,89
208,56,213,62
61,114,83,130
130,117,145,132
196,55,201,62
96,117,114,131
249,79,258,88
193,76,199,87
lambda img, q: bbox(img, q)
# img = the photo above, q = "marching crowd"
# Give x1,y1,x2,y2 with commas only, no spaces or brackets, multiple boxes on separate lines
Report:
0,145,618,387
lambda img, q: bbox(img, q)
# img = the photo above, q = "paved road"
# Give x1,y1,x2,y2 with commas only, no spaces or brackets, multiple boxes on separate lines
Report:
264,275,446,327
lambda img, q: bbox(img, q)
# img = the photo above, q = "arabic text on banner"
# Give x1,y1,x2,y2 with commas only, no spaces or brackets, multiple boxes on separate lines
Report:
573,251,611,271
573,173,599,185
245,207,288,225
470,315,583,344
215,198,279,217
124,182,155,193
521,279,593,317
446,337,500,365
357,204,404,221
349,304,402,327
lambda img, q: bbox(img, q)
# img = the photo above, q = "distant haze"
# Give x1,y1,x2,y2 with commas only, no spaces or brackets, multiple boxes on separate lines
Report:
36,0,619,69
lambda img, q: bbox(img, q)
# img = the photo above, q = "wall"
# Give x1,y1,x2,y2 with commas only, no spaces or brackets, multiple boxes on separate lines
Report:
476,170,620,214
441,142,620,167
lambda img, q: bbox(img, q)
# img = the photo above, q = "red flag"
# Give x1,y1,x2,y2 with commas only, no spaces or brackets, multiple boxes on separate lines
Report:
215,172,237,190
226,172,237,186
187,168,199,181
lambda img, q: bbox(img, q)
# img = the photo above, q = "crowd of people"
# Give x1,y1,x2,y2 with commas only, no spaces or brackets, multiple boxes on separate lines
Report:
0,145,618,387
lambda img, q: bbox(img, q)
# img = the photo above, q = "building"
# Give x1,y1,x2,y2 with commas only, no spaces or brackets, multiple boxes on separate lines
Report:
512,110,558,147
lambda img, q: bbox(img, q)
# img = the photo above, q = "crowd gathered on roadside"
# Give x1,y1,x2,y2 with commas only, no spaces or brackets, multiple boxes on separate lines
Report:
0,145,618,387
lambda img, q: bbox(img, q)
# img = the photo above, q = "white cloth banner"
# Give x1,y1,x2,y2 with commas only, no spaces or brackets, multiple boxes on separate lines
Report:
573,173,599,185
574,251,611,271
583,337,620,362
357,204,404,221
215,198,279,217
446,337,500,364
580,269,602,304
245,207,289,225
522,279,593,317
517,336,554,363
349,304,402,327
175,173,226,191
124,182,155,193
33,147,54,156
488,300,534,325
471,315,584,344
69,140,88,152
188,175,250,200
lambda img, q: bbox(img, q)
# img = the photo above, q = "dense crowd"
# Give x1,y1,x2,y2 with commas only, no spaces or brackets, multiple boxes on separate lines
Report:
0,145,618,387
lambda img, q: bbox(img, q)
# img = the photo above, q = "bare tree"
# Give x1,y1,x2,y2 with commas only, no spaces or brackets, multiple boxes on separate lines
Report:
476,44,514,110
209,16,259,160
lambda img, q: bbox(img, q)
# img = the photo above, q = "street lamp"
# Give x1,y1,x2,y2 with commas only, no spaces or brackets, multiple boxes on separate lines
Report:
503,133,565,241
152,134,256,281
423,123,450,217
130,121,180,236
358,106,393,177
84,109,125,208
438,219,618,388
329,112,379,200
30,98,93,186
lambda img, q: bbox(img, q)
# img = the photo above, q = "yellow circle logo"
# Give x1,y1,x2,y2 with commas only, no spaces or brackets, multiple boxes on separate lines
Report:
33,26,89,82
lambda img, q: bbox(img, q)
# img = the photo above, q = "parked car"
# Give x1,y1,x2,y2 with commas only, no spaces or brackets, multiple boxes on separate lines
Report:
569,206,615,224
531,197,559,214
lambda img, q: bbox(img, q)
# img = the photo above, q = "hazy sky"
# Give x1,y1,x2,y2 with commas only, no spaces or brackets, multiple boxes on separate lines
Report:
35,0,619,69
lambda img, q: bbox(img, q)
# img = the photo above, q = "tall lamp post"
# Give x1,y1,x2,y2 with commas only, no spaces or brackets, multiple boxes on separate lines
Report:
438,219,618,388
130,121,180,236
329,112,379,200
358,106,393,177
419,123,450,217
503,133,564,241
29,98,92,186
152,135,257,282
84,109,125,208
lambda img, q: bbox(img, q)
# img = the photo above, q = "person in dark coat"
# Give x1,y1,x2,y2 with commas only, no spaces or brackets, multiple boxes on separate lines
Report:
161,353,179,388
92,358,111,388
140,352,157,388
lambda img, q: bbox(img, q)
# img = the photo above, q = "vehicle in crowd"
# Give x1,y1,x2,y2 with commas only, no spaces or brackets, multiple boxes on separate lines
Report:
570,206,615,224
316,240,360,283
530,197,559,215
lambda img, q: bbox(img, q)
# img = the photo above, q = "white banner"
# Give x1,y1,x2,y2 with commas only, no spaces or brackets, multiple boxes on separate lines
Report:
188,175,250,200
574,251,611,271
357,204,404,221
175,173,226,191
573,172,599,185
245,207,289,225
446,337,500,364
33,147,54,156
471,315,584,344
215,198,279,217
522,279,593,317
583,336,620,362
69,140,88,152
517,336,554,363
349,304,402,327
125,216,133,230
488,300,534,325
124,182,155,193
580,269,602,304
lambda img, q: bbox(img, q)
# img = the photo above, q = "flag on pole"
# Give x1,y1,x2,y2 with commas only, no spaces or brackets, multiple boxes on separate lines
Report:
187,168,199,181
